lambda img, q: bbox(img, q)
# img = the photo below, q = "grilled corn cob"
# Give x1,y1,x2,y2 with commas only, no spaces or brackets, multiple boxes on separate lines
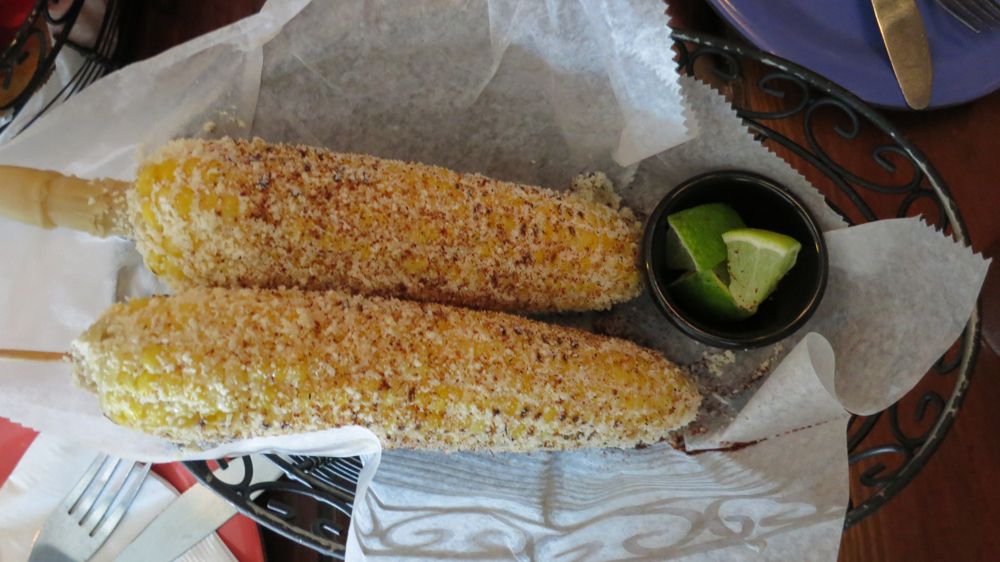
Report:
127,137,641,312
70,287,700,451
0,138,642,312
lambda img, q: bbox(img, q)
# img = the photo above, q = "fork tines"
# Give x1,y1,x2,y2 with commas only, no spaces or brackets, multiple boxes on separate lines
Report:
937,0,1000,32
63,454,151,539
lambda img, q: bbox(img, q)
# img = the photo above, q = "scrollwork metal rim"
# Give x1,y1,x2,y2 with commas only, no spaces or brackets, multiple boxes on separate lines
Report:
0,0,121,137
1,0,83,115
179,28,982,557
670,28,981,528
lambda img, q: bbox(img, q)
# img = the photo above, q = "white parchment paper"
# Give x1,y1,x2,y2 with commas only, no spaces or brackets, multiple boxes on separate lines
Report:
0,1,988,560
350,78,988,560
0,433,236,562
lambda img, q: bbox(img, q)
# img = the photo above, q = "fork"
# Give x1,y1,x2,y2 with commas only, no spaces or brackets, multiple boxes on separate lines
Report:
28,454,151,562
936,0,1000,32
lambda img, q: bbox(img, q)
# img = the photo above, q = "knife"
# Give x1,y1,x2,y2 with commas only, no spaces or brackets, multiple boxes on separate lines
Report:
871,0,933,109
114,455,283,562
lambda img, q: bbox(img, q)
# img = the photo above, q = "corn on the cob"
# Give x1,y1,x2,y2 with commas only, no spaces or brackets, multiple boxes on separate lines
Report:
129,137,642,312
70,287,700,451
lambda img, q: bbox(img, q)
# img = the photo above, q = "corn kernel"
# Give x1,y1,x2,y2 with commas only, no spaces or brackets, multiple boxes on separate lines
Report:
140,201,159,230
510,424,527,439
502,397,520,417
402,256,428,275
428,398,447,414
221,195,240,219
140,344,165,372
175,187,194,219
146,252,166,274
202,193,220,213
135,171,154,198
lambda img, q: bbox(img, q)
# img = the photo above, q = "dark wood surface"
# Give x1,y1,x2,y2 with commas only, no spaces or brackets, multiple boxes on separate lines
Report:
128,1,999,560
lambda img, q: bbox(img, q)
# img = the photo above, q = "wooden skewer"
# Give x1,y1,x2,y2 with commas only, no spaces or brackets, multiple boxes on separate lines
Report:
0,349,69,362
0,166,131,237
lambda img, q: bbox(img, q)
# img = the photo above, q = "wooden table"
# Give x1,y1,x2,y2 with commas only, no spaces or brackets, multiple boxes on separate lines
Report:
129,2,999,560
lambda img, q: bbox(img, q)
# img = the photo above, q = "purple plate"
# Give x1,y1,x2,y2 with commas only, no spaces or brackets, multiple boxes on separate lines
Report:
706,0,1000,109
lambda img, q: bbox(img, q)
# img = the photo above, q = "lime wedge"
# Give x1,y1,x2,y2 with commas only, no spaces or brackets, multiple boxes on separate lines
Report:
723,228,802,310
668,268,754,322
665,203,745,271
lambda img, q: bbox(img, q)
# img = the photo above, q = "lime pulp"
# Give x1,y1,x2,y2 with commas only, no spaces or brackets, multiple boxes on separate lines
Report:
664,203,745,271
722,228,802,311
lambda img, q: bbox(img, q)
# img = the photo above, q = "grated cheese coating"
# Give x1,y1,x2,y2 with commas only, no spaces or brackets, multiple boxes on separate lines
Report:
128,137,643,312
70,287,701,451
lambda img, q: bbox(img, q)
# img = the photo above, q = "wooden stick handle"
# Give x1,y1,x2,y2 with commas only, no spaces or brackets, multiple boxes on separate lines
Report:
0,166,130,238
0,349,68,362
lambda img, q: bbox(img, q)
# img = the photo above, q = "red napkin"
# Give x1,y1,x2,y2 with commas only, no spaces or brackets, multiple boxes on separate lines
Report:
0,417,265,562
0,0,35,50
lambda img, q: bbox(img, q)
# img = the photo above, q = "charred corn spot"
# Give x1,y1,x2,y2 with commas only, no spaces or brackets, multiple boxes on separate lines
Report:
125,138,643,312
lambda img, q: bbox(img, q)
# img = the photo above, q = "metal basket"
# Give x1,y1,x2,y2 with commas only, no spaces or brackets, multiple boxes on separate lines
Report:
27,28,969,557
1,0,127,136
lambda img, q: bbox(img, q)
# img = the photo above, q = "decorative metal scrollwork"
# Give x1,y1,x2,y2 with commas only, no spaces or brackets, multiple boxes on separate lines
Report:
672,29,980,527
184,30,981,556
183,455,363,559
0,0,122,136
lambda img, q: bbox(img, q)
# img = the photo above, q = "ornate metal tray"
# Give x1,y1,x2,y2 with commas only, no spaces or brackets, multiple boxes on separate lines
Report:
178,29,980,554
